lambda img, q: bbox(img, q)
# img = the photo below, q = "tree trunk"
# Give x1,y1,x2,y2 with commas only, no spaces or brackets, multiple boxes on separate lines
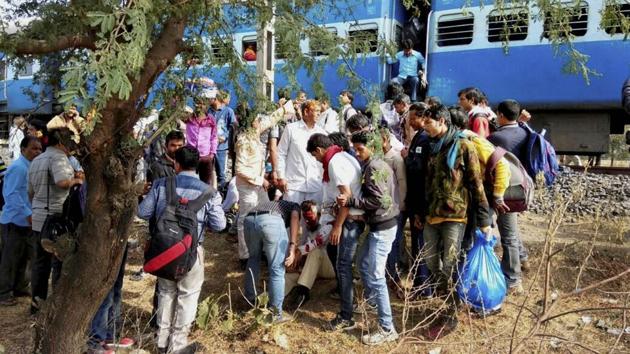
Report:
33,126,138,353
27,12,188,353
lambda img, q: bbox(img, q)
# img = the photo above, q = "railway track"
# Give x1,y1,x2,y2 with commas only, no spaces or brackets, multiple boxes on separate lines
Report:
564,165,630,176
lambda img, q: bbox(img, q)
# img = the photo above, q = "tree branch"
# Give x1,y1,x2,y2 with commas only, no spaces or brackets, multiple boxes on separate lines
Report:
14,34,96,55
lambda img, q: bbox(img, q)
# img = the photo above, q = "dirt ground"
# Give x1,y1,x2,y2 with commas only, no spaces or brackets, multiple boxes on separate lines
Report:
0,214,628,354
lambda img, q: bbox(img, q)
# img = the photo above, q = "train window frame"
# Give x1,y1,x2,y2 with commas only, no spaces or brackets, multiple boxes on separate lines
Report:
487,7,529,42
241,35,258,63
347,23,379,54
17,63,33,78
436,13,475,47
601,1,630,35
542,1,589,39
308,27,338,57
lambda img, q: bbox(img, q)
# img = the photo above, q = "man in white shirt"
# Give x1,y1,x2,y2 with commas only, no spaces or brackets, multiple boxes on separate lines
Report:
305,133,366,332
276,100,326,204
317,96,339,134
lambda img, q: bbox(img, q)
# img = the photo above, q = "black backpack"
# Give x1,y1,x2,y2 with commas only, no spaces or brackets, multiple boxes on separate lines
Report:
143,176,213,281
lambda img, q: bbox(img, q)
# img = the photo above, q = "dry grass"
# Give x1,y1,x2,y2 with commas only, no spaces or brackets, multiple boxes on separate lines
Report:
0,215,628,354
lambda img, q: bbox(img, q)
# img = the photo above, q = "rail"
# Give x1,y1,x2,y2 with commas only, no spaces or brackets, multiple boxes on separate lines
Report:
564,165,630,176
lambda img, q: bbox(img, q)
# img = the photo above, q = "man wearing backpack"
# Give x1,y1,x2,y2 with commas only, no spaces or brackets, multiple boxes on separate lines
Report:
28,128,83,314
489,99,533,277
138,146,225,354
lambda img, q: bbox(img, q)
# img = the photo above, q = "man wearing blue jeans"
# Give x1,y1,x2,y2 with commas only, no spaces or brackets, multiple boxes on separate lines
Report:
336,131,400,346
210,91,236,189
306,133,364,332
489,99,536,292
243,200,300,321
387,39,425,102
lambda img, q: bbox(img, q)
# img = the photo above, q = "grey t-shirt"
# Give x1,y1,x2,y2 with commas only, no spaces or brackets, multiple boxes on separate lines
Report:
260,124,280,159
28,147,75,232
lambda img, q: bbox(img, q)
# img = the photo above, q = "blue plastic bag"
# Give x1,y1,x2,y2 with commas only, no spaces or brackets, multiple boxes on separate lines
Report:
456,229,507,314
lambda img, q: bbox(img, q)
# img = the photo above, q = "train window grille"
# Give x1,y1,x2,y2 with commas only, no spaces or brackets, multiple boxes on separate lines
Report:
17,63,33,77
210,39,231,64
601,2,630,35
487,8,529,42
275,34,288,59
394,24,403,48
309,28,338,57
542,2,589,39
347,27,379,53
437,14,474,46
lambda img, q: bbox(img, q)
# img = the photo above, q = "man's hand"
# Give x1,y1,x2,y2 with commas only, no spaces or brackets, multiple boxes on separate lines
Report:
276,178,288,193
480,225,492,240
262,178,270,191
518,109,532,123
401,147,409,159
336,193,348,207
270,171,278,185
329,225,343,246
142,182,152,195
494,198,510,214
284,246,297,267
74,171,85,180
289,249,302,270
72,178,84,186
27,215,32,225
413,214,423,229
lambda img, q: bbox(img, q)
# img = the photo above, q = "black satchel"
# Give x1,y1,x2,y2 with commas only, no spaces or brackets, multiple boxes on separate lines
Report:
40,167,82,241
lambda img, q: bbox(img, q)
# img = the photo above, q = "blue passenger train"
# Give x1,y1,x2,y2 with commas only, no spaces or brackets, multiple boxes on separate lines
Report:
1,0,628,155
426,0,630,154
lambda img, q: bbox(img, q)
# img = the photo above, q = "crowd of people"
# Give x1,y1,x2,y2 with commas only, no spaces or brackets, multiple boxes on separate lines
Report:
0,78,540,353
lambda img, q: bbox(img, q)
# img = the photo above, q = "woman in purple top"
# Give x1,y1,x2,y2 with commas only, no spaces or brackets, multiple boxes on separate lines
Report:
186,94,218,185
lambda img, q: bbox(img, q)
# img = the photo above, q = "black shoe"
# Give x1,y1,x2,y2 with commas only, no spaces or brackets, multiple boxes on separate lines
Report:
0,297,17,306
285,285,310,311
13,289,31,298
324,314,357,332
172,342,204,354
239,258,248,271
424,316,458,340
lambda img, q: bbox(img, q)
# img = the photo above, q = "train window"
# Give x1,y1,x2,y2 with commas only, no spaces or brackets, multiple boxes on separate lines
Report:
242,36,257,62
602,2,630,35
543,2,589,38
309,28,338,56
210,39,231,64
487,8,529,42
275,34,289,59
17,63,33,77
348,26,379,53
394,24,403,48
437,14,474,46
0,61,5,81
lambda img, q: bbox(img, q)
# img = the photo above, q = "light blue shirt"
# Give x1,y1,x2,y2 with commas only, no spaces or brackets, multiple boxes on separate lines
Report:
209,106,236,151
388,50,425,79
1,155,32,227
137,171,226,242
